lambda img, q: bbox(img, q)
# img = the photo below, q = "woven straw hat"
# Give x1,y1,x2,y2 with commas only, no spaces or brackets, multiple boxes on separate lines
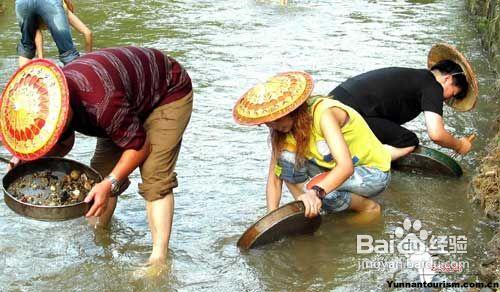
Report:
427,43,479,112
0,59,70,160
233,71,314,125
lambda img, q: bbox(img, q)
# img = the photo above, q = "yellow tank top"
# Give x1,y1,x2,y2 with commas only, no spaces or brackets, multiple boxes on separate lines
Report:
284,97,391,171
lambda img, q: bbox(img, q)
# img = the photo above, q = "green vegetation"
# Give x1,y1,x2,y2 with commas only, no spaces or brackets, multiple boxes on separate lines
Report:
466,0,500,74
470,126,500,283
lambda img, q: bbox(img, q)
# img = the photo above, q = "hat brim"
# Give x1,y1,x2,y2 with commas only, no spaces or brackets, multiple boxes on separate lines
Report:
0,59,70,160
427,43,478,112
233,71,314,125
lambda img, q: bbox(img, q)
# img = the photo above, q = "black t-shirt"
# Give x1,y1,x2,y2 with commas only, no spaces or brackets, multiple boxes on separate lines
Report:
329,67,444,124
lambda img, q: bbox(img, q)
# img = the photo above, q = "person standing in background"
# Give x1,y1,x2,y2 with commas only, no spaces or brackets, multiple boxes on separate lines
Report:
34,0,92,59
15,0,80,66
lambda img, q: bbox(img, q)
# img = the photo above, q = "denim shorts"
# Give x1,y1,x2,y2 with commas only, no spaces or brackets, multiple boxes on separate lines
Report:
275,151,391,213
15,0,79,64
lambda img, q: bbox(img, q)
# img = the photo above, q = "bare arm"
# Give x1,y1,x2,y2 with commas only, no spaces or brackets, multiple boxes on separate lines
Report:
67,11,92,52
314,108,354,193
85,139,150,217
424,111,471,154
266,154,283,212
298,107,354,217
108,140,150,182
35,29,43,59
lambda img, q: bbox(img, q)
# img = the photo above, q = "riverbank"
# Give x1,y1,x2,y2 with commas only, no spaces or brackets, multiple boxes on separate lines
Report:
466,0,500,284
469,122,500,283
466,0,499,75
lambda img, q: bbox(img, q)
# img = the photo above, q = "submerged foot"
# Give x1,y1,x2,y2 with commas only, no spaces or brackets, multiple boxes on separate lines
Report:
347,209,382,226
133,256,170,279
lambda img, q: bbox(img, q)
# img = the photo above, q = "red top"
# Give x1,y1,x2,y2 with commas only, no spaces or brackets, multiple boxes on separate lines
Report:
62,46,192,150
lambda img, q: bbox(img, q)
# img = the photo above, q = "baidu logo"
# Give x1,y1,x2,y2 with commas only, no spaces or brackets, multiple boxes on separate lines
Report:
357,218,431,255
357,218,467,255
356,218,469,283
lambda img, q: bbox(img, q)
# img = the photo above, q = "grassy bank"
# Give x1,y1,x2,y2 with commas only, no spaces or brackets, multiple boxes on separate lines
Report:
466,0,499,283
466,0,500,74
469,121,500,282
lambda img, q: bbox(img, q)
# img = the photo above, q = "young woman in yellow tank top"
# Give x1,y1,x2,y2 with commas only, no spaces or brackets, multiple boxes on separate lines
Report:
233,72,391,222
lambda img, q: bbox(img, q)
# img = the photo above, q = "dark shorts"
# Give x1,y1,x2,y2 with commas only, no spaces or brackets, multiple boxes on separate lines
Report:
329,86,419,148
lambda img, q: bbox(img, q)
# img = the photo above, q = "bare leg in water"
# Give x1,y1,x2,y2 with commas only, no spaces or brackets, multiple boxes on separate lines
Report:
348,193,382,225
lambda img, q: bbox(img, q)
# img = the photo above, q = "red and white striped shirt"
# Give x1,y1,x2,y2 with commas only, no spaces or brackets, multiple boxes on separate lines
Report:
63,46,192,150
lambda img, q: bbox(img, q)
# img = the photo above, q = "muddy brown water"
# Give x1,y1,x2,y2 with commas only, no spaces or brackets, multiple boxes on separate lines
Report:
0,0,499,290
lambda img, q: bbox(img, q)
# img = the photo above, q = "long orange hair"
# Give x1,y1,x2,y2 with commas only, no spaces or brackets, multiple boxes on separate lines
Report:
270,102,312,166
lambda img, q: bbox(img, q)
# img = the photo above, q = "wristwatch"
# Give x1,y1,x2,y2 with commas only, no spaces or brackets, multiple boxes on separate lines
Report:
105,174,121,196
311,185,326,199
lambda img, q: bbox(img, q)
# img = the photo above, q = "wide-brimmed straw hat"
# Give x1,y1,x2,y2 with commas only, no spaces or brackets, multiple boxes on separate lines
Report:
427,43,479,112
0,59,70,160
233,71,314,125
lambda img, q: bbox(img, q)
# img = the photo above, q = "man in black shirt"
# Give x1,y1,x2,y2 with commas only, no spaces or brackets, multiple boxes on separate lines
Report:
329,43,478,160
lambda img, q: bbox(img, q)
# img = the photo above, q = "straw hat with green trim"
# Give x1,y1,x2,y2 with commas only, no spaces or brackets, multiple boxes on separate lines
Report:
427,43,479,112
0,59,70,161
233,71,314,125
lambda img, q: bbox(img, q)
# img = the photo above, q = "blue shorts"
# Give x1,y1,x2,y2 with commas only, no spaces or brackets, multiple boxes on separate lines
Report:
275,151,391,213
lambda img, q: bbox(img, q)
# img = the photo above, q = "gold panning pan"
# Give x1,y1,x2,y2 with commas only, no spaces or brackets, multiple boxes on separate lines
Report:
392,145,463,177
2,157,102,221
237,201,321,250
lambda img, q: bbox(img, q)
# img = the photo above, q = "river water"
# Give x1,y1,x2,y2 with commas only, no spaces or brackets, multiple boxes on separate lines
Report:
0,0,498,291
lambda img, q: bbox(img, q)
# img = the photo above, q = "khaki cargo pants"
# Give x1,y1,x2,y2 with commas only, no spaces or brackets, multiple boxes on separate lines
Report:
90,91,193,201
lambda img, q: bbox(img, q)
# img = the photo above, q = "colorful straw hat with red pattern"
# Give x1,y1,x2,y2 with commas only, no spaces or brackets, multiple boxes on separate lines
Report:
233,71,314,125
0,59,70,160
428,43,479,112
